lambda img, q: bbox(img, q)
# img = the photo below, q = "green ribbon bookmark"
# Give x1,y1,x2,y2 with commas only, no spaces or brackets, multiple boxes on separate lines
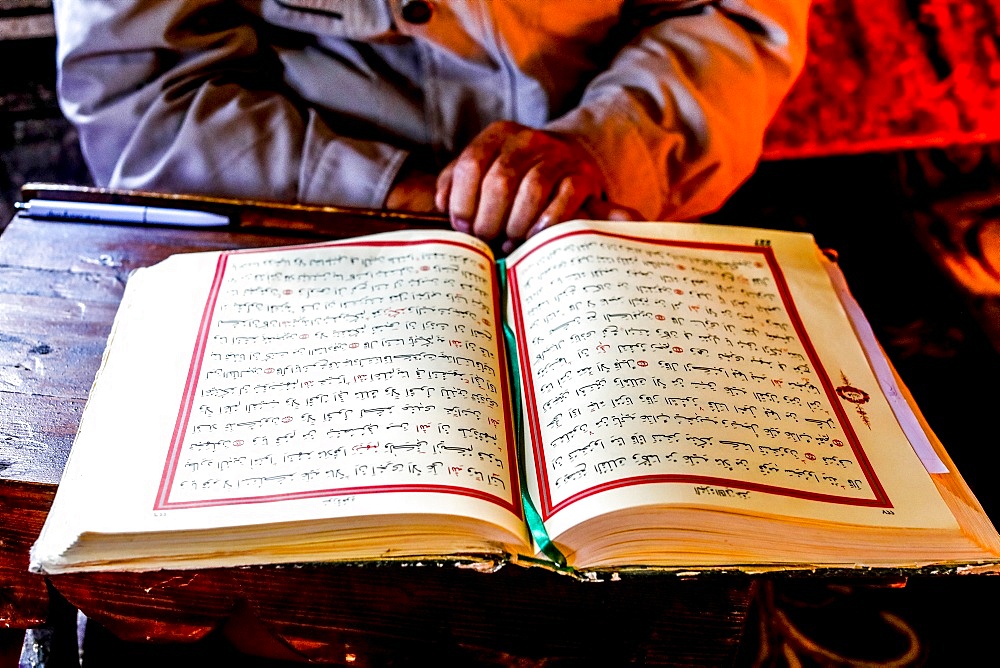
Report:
496,258,568,570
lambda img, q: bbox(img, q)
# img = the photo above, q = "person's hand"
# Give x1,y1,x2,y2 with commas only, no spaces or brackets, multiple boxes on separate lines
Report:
385,161,439,213
435,121,613,245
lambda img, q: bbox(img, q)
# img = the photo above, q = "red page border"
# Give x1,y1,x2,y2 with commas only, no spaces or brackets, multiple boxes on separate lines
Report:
506,228,891,521
154,238,522,519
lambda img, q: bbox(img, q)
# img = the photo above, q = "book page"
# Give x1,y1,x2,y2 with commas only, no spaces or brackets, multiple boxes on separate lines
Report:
46,230,524,541
822,259,947,473
504,221,958,540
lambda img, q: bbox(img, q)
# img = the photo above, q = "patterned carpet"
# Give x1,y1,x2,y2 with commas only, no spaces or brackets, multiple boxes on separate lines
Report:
765,0,1000,159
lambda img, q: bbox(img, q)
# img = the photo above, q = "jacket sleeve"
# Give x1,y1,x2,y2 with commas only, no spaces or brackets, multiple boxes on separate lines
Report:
52,0,407,207
545,0,812,221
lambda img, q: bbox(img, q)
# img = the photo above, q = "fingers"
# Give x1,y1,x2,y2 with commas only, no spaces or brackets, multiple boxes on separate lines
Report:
437,123,509,236
517,174,592,240
437,122,606,243
499,195,641,254
505,163,561,240
434,163,453,218
474,155,529,240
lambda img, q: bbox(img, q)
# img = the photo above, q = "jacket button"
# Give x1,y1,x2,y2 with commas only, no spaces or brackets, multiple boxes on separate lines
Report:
401,0,433,24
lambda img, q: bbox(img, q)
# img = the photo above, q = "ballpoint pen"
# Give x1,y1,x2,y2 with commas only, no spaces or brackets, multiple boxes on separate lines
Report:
16,199,231,228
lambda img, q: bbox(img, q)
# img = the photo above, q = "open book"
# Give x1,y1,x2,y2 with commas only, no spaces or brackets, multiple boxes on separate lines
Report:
29,220,1000,575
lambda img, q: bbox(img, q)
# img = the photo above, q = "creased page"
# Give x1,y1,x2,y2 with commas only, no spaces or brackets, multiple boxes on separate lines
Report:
503,220,957,544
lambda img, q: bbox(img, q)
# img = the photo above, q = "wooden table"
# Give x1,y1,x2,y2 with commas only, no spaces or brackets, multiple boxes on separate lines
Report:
0,196,755,666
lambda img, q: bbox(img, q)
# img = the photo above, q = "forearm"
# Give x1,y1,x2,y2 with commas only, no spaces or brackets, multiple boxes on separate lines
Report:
546,0,812,221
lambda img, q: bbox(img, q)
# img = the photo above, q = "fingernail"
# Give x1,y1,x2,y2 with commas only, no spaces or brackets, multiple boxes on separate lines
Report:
527,217,549,239
452,217,471,234
501,239,517,255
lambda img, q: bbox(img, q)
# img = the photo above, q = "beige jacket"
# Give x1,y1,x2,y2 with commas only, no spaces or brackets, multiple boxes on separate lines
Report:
53,0,810,220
